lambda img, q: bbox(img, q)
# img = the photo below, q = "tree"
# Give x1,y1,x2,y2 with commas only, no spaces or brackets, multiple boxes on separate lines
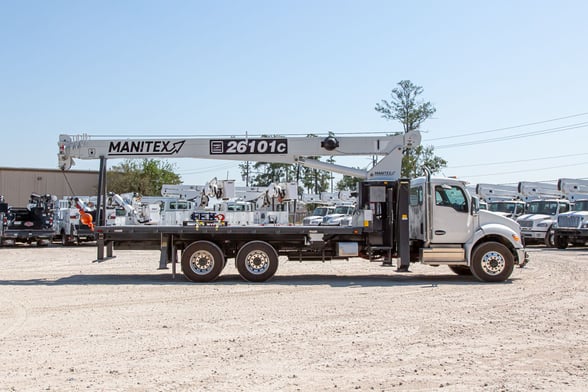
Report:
336,174,361,191
107,159,181,195
238,134,333,194
375,80,446,177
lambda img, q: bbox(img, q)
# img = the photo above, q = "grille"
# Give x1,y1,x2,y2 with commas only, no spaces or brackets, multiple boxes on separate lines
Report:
557,215,582,228
518,220,533,228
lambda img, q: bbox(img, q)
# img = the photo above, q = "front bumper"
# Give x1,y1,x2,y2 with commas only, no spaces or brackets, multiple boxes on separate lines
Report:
520,229,547,240
516,247,529,267
554,228,588,238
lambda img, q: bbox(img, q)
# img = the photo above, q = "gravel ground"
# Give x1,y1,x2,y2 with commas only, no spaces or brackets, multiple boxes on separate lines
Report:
0,244,587,391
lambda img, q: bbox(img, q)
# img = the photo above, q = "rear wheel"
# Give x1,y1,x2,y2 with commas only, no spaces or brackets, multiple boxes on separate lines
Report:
181,241,225,282
448,265,472,276
554,234,568,249
470,242,514,282
236,241,279,282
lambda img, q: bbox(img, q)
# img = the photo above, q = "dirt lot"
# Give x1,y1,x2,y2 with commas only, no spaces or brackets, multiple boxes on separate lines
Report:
0,244,587,391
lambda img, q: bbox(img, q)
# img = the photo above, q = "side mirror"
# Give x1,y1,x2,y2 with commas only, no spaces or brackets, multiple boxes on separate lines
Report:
471,198,480,215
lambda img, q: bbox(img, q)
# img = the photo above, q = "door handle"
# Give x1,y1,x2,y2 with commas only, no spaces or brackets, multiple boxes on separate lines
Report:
435,230,446,235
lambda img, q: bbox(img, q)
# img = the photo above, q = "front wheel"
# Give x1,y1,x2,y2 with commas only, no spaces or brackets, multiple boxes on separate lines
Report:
236,241,279,282
544,227,555,247
181,241,225,282
470,242,514,282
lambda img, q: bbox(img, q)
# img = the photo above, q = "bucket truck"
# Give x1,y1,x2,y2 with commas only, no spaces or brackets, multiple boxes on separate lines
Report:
474,183,526,219
57,131,526,283
516,182,571,246
553,178,588,248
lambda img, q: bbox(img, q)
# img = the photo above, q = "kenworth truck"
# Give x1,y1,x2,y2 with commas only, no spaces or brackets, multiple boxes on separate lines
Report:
57,131,527,283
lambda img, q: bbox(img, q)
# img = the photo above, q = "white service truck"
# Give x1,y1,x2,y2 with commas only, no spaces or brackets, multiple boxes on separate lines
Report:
57,131,527,283
553,178,588,248
516,181,571,246
475,183,526,219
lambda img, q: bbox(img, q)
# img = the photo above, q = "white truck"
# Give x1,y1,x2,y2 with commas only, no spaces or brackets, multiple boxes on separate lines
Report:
54,196,99,245
516,181,571,246
57,131,527,283
553,178,588,248
475,183,526,219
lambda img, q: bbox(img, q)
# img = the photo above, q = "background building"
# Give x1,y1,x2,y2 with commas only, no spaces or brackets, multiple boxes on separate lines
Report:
0,167,99,206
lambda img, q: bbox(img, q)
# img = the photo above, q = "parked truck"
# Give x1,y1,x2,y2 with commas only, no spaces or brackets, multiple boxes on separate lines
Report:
1,194,56,246
475,183,526,219
57,131,527,283
516,181,571,246
553,178,588,248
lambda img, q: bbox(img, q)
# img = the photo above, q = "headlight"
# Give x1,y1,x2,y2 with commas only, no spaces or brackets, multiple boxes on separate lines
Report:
536,222,550,228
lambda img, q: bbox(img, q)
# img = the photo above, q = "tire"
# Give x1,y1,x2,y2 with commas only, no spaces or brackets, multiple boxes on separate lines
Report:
236,241,279,282
544,227,555,247
554,234,568,249
470,241,515,282
181,241,225,282
448,265,472,276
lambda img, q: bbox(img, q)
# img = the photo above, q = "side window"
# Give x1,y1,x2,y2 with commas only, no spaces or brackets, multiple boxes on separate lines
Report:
410,186,423,206
435,185,468,212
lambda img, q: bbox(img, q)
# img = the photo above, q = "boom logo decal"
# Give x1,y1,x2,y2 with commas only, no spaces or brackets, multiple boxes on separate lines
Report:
108,140,185,156
210,139,288,155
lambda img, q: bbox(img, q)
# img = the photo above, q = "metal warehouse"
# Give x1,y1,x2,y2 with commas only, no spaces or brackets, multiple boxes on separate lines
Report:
0,167,99,206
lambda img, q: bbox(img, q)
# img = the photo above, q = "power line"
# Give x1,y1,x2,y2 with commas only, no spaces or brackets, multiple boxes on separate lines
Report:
447,152,588,169
433,121,588,149
426,111,588,141
455,161,588,180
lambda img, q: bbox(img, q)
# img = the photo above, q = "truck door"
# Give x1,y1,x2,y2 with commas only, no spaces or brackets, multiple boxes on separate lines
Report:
431,184,473,244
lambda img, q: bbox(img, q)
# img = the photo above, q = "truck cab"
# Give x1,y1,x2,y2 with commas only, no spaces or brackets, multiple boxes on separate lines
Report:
554,199,588,248
320,204,355,226
516,199,570,246
302,205,336,225
409,177,526,281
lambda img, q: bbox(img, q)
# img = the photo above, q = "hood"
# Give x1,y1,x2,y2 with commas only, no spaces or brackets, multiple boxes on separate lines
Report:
559,210,588,218
479,210,521,233
517,214,554,222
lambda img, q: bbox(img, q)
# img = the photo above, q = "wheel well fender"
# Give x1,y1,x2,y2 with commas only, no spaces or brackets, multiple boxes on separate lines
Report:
466,232,520,264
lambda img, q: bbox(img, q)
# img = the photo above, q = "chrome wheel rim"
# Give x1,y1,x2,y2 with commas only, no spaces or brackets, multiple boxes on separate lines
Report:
244,250,270,275
189,250,215,275
480,251,506,276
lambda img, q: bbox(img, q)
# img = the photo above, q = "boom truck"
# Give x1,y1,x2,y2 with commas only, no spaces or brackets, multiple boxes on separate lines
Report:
57,131,527,283
516,181,571,246
553,178,588,248
475,183,526,219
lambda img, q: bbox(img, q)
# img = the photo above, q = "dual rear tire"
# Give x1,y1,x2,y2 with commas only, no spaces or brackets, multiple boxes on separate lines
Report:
181,240,279,283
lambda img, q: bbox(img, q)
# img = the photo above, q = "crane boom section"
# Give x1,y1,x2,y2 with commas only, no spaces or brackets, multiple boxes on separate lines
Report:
58,131,421,180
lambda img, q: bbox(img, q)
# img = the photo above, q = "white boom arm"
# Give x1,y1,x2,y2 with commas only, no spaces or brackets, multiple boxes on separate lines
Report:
557,178,588,201
58,131,421,180
517,181,563,201
475,183,520,202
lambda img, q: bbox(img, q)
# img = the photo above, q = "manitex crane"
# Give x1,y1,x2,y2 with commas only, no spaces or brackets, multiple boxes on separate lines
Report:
58,131,526,283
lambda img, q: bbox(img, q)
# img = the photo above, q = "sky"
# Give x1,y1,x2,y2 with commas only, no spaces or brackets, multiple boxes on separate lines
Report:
2,0,588,191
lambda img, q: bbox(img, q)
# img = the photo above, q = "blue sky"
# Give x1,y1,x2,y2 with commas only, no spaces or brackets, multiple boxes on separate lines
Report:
1,0,587,189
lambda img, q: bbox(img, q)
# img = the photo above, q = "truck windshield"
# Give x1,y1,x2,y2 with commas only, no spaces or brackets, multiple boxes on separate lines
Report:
574,201,588,211
312,207,332,216
333,206,353,214
525,201,559,215
489,202,517,213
